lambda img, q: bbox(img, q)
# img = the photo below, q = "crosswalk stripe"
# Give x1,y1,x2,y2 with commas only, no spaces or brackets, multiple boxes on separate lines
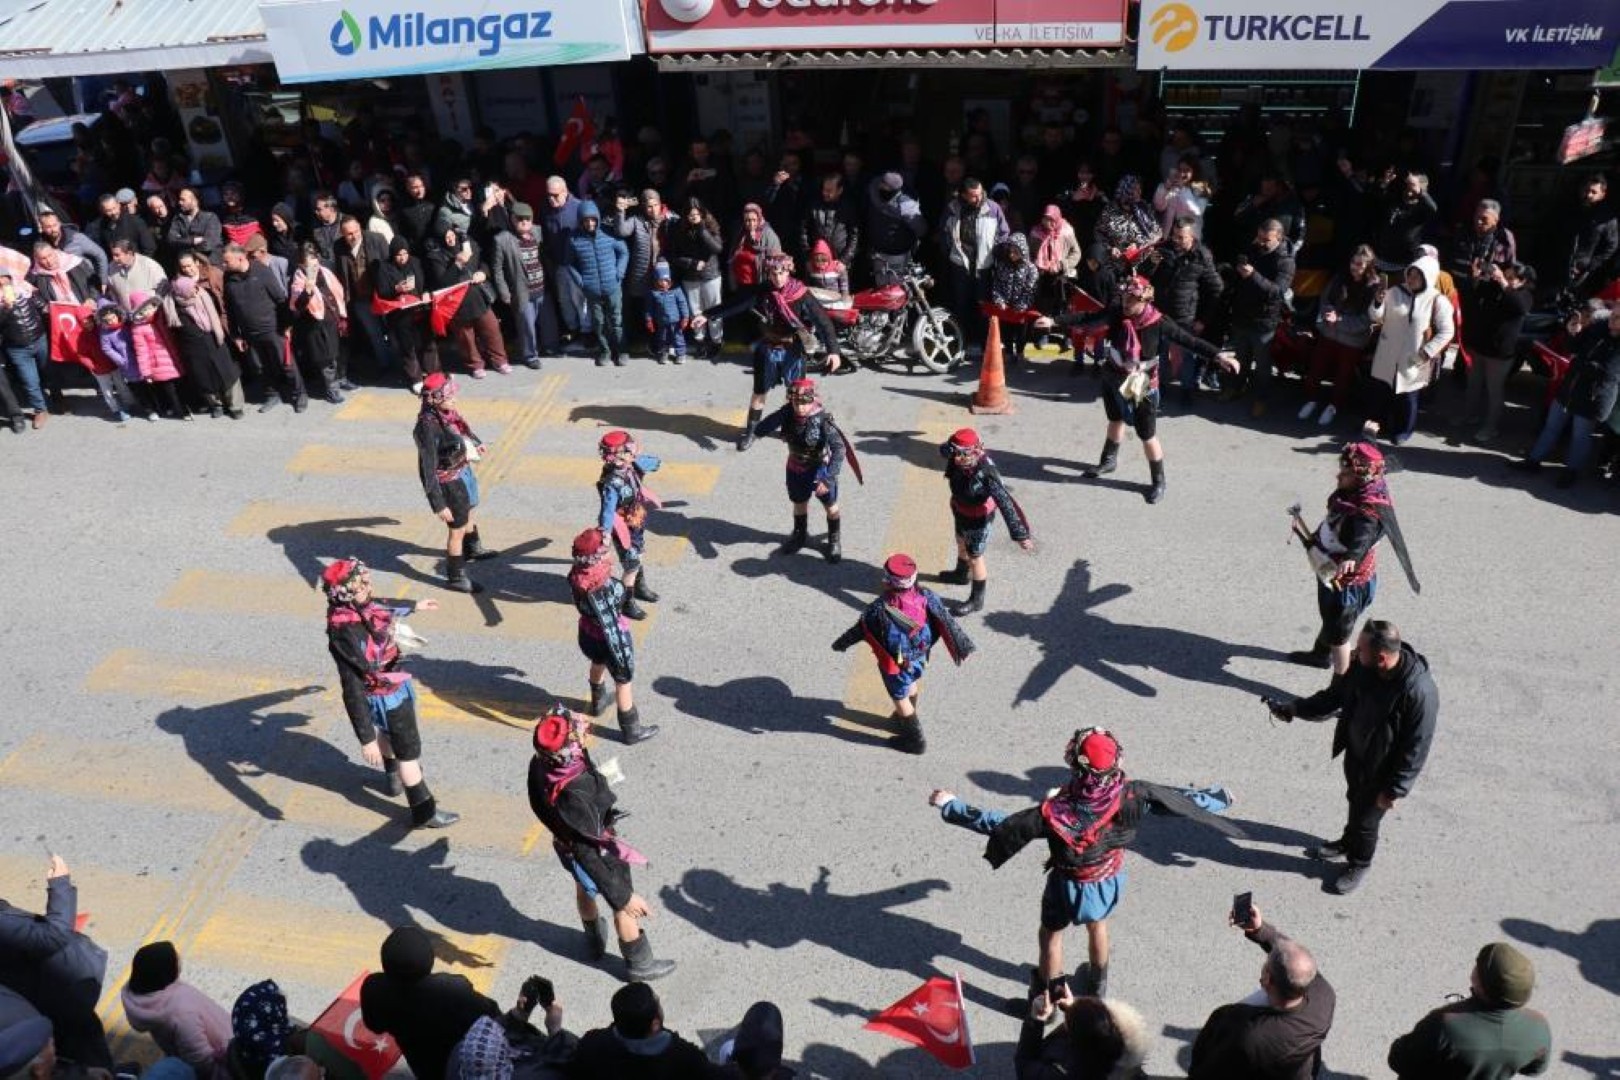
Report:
334,393,528,425
86,648,542,731
833,401,958,739
0,856,178,950
158,568,659,642
222,501,691,568
187,893,504,994
284,445,722,496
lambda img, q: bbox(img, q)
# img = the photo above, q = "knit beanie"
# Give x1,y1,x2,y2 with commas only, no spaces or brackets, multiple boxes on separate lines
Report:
1475,942,1535,1007
380,925,435,982
128,940,181,994
730,1001,784,1077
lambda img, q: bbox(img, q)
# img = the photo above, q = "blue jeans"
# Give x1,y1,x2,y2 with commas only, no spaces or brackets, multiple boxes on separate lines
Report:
1230,325,1276,397
1529,400,1599,471
516,292,561,362
5,337,49,413
585,289,623,359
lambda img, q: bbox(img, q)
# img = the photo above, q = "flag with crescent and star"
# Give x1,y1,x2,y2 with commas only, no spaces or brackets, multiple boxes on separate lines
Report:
310,973,401,1080
553,97,596,168
863,973,974,1069
47,301,111,373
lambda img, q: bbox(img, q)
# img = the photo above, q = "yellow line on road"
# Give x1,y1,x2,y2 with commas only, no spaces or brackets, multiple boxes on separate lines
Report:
286,444,721,496
0,857,178,950
335,392,529,425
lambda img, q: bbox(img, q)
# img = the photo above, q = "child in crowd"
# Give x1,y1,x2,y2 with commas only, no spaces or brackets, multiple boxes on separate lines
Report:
127,290,190,420
805,240,850,303
643,261,690,366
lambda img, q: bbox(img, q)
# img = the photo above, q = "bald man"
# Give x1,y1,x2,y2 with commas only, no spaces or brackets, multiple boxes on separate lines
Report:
1189,904,1336,1080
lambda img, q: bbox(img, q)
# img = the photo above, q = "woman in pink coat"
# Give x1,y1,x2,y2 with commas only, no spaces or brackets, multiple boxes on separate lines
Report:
120,941,232,1079
128,289,191,420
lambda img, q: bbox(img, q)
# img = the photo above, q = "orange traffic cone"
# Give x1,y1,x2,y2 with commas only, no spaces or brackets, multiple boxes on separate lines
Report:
970,315,1015,415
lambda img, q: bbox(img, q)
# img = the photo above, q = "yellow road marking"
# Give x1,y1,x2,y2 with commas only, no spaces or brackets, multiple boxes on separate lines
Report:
285,444,721,495
159,568,658,642
334,392,528,425
0,857,178,949
189,893,505,994
831,402,958,738
222,501,690,567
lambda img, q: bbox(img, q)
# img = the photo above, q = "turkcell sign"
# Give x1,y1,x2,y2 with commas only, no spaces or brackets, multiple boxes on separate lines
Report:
260,0,636,82
1138,0,1618,70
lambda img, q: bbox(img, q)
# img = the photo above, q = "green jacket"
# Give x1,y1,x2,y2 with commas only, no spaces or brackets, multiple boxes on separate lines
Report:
1388,998,1551,1079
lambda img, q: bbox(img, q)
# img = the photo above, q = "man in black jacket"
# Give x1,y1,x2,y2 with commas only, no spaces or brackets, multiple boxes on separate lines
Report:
800,174,861,271
571,983,715,1079
1150,217,1224,404
222,243,302,412
87,192,157,261
1222,219,1296,415
0,855,112,1069
360,926,499,1080
1189,904,1335,1080
1560,173,1618,298
1269,619,1439,895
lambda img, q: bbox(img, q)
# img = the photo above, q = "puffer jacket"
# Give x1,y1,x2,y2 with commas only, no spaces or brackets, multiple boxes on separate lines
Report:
121,980,233,1080
605,210,655,297
1150,241,1222,327
0,288,47,346
1557,323,1620,421
644,285,690,328
129,305,185,381
563,203,629,298
668,219,723,283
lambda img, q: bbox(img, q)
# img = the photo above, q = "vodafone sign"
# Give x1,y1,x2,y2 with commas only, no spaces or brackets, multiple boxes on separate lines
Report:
644,0,1126,51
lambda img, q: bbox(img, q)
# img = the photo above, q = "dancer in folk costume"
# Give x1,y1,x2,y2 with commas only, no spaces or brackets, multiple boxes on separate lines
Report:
832,554,975,755
568,527,657,745
936,427,1033,615
321,558,458,829
414,372,496,594
596,429,663,621
750,377,861,563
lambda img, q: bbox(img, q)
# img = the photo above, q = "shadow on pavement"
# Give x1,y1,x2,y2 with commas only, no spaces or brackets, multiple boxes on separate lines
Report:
1502,917,1620,997
1564,1051,1620,1078
984,559,1297,705
659,866,1025,1012
651,675,895,749
850,429,1089,486
567,403,738,451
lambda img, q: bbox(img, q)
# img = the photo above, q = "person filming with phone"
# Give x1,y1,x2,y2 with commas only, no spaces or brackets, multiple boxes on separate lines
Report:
1189,900,1336,1080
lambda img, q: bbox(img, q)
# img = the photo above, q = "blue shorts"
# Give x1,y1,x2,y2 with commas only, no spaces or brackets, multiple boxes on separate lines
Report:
753,344,805,395
881,658,927,701
1040,869,1125,930
1317,574,1377,646
786,467,837,506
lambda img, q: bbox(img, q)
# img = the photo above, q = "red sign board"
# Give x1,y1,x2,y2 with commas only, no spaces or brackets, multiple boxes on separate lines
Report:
643,0,1125,52
1557,118,1607,165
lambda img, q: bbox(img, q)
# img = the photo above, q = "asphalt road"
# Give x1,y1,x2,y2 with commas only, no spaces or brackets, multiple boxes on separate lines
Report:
1,345,1616,1078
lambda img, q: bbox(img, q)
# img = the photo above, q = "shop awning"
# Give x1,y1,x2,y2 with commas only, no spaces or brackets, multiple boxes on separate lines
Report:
0,0,271,79
655,46,1131,71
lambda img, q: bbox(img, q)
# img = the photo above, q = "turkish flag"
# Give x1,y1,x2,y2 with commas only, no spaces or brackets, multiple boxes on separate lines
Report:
428,282,471,337
371,292,428,318
48,301,112,372
310,973,401,1080
863,974,974,1069
553,97,596,167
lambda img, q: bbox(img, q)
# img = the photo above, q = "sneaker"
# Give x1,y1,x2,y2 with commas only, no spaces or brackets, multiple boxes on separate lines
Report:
410,381,424,395
469,369,487,380
338,378,360,391
673,353,687,366
115,411,132,424
258,397,280,414
1307,840,1348,862
145,411,159,422
1318,404,1337,426
524,357,543,370
494,364,512,374
1330,864,1370,894
595,356,609,367
1297,401,1319,420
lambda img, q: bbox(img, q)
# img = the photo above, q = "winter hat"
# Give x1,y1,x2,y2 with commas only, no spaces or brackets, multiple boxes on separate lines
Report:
380,925,435,982
1475,943,1535,1007
270,202,296,225
1066,726,1121,774
128,941,180,994
878,172,904,193
883,553,918,590
730,1001,785,1077
653,260,672,281
572,527,607,563
230,980,290,1070
948,428,981,449
534,709,572,755
457,1016,513,1080
511,202,533,220
598,428,635,458
579,201,601,222
989,182,1011,200
0,1016,52,1077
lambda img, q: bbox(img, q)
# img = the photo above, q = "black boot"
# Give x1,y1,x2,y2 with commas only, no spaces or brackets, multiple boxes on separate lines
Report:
737,406,763,451
1083,438,1119,478
464,528,498,561
893,711,927,755
445,555,483,594
405,781,460,828
583,915,613,962
588,680,612,717
383,757,403,798
631,570,659,603
620,933,677,982
618,705,659,745
1087,964,1110,999
824,516,842,564
953,578,986,616
777,516,808,556
1287,644,1332,669
1145,458,1166,504
938,558,969,586
621,587,648,621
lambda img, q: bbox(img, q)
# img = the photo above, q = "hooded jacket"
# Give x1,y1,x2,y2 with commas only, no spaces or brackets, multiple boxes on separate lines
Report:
990,234,1038,310
359,934,499,1080
121,981,233,1079
605,208,656,298
801,190,861,267
865,179,927,258
1149,239,1222,328
366,180,398,243
563,203,630,298
1293,643,1438,796
1016,997,1149,1080
1230,241,1296,333
1371,255,1456,394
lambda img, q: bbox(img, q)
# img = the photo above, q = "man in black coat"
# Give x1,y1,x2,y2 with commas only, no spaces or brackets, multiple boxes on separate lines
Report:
221,243,302,412
1221,219,1296,414
359,925,499,1080
0,855,111,1069
1269,620,1438,895
570,983,717,1079
800,174,861,271
87,192,157,261
1560,172,1619,298
1149,217,1224,403
1189,904,1335,1080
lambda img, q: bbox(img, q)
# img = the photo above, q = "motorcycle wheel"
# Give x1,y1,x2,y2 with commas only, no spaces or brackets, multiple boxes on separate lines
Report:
912,307,966,374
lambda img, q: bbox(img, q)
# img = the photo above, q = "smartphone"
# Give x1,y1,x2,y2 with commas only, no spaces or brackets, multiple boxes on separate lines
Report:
1232,891,1254,925
535,977,555,1011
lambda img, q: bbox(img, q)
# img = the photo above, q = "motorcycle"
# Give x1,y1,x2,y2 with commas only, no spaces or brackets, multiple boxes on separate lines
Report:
812,265,966,374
